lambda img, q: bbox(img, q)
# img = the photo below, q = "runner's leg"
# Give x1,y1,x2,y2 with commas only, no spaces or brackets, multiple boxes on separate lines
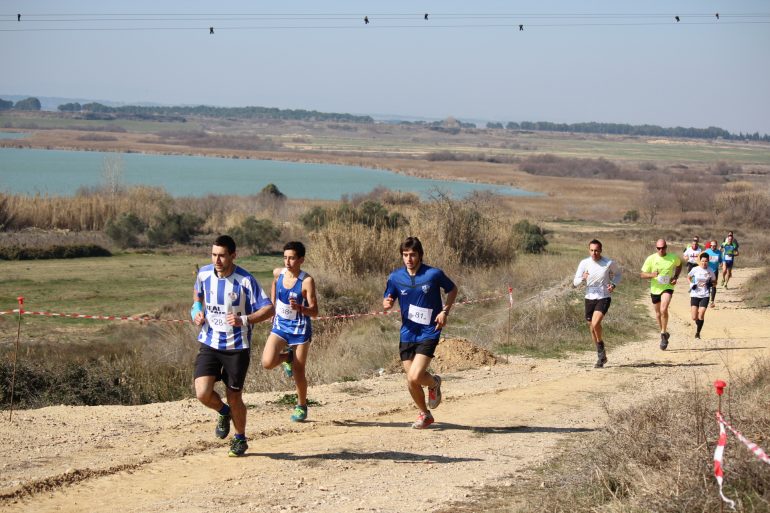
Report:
261,332,289,369
292,342,311,406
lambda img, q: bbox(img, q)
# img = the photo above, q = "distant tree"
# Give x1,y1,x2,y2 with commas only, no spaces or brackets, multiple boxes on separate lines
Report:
14,97,41,111
0,98,13,111
147,210,201,246
258,183,286,200
486,122,504,129
58,102,82,112
505,121,520,130
81,102,113,113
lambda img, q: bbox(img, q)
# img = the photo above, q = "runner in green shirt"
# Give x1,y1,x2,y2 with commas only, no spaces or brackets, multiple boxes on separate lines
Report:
640,238,682,350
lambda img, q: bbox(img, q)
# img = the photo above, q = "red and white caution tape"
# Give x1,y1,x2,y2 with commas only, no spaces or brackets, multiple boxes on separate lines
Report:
717,412,770,465
713,416,737,510
0,292,510,325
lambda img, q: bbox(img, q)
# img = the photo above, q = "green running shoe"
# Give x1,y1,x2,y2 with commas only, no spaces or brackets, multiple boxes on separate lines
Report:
228,437,248,457
290,405,308,422
215,413,231,439
281,349,294,378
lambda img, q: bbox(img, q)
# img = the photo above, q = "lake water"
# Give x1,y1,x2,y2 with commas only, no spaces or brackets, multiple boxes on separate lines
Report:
0,146,536,200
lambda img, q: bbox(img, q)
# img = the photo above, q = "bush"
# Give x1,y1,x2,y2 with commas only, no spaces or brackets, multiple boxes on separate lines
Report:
105,212,146,248
230,216,281,254
623,209,639,222
0,244,111,260
512,220,548,254
300,201,407,231
147,210,202,246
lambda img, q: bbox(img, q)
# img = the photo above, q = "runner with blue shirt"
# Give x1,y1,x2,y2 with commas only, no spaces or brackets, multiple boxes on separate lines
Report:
703,240,722,307
720,232,739,289
261,241,318,422
383,236,457,429
192,235,274,457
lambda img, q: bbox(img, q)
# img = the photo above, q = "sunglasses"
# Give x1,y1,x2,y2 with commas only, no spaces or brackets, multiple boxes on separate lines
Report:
656,246,667,250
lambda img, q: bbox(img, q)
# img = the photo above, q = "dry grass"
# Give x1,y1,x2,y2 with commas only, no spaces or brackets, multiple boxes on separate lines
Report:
438,359,770,513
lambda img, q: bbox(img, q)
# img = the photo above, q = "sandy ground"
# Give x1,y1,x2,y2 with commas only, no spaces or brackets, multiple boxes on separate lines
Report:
1,270,767,513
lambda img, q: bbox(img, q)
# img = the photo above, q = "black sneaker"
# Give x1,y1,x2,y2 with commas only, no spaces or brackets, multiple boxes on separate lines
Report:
659,332,669,350
695,333,701,339
215,413,231,439
595,343,608,368
228,437,248,457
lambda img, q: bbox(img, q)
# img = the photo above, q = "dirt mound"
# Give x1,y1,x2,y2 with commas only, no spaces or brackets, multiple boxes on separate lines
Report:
387,337,497,373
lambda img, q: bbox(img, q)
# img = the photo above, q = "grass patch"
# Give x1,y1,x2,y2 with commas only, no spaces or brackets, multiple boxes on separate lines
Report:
742,267,770,308
267,394,321,407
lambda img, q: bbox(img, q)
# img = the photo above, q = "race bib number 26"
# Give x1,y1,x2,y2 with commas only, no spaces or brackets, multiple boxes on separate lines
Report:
407,304,433,326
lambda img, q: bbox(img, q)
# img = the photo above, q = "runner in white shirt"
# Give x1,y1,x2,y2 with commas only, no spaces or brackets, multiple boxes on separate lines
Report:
683,236,702,274
688,252,717,339
573,239,622,368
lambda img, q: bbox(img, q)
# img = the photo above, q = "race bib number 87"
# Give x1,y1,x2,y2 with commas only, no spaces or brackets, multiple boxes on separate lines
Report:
407,304,433,326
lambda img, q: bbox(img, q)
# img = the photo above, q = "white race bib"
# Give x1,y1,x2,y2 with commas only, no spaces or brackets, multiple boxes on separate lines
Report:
725,254,733,262
657,275,671,285
587,286,606,295
207,311,230,333
407,304,433,326
275,299,297,320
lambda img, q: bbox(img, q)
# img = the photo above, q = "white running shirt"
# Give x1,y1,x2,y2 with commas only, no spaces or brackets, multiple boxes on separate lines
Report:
573,256,622,300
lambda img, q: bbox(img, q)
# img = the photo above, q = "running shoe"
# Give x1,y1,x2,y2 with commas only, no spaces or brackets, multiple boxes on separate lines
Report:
695,333,701,340
710,302,715,308
659,332,669,351
290,405,308,422
215,413,231,439
281,349,294,378
228,437,248,457
412,411,434,429
427,375,442,409
595,352,608,368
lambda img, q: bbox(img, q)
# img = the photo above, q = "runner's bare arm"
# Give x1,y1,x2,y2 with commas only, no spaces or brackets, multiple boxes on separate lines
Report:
300,275,319,317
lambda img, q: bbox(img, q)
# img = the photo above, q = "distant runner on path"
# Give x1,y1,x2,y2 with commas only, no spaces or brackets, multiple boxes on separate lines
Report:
191,235,274,457
261,241,318,423
683,236,702,274
383,236,457,429
720,232,739,289
703,240,722,307
688,252,716,339
640,238,682,350
573,239,622,368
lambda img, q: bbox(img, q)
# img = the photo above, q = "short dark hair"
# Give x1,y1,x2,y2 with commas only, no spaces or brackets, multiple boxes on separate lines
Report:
699,252,710,261
283,241,306,258
589,239,602,250
214,235,236,254
400,236,424,259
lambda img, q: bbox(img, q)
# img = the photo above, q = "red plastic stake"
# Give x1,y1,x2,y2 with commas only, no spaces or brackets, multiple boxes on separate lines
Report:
17,296,24,314
714,380,727,415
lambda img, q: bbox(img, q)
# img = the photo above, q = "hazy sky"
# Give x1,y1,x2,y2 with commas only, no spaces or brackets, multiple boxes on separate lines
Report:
2,0,769,134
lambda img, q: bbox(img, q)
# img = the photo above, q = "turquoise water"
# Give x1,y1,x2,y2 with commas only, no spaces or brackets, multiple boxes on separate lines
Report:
0,132,28,140
0,147,536,199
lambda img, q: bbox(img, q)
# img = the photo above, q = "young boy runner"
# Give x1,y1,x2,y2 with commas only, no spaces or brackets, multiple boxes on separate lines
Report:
720,233,739,288
688,252,716,339
573,239,622,368
261,241,318,422
383,237,457,429
683,237,702,274
191,235,274,457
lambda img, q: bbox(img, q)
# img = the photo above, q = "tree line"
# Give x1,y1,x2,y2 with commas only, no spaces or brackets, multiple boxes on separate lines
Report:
485,120,769,142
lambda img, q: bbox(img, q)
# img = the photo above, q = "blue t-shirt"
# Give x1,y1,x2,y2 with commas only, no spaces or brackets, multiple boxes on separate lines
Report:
384,264,455,343
272,270,311,339
703,248,722,273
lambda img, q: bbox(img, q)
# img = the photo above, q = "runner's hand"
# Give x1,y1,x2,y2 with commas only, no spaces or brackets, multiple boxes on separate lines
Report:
193,312,205,326
226,312,238,326
435,310,448,329
383,296,394,310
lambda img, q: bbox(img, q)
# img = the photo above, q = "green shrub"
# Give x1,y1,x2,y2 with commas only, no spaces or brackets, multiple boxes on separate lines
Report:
105,212,146,248
0,244,111,260
512,220,549,254
147,210,202,246
230,216,281,254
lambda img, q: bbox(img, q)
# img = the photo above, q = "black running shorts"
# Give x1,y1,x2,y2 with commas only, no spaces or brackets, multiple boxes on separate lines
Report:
194,344,251,390
690,297,709,308
584,297,612,322
399,339,440,361
650,289,674,304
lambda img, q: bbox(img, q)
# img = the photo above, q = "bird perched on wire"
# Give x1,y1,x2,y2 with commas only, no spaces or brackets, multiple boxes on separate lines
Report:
519,24,524,31
364,16,369,24
675,15,680,22
715,13,720,20
424,13,429,20
209,26,214,34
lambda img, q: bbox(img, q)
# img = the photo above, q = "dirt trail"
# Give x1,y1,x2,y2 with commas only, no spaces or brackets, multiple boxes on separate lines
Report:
1,270,768,513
